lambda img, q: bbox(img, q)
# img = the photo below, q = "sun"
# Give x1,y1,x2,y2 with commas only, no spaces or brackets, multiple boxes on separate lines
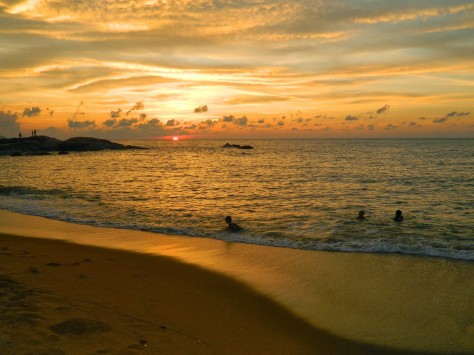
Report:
172,136,179,141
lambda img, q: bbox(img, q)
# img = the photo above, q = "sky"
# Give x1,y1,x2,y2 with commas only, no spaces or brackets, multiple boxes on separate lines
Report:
0,0,473,139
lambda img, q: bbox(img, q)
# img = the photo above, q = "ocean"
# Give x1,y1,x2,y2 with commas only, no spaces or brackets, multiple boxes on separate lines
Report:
1,138,473,261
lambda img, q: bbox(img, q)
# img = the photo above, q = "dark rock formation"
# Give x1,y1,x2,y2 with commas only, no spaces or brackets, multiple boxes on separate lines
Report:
0,135,146,156
58,137,126,151
222,143,254,149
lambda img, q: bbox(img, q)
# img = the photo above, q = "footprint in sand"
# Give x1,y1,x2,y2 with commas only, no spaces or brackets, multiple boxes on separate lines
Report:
0,275,42,327
46,262,62,267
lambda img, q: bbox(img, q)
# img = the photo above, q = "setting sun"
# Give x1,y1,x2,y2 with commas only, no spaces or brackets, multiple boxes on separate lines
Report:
172,137,179,141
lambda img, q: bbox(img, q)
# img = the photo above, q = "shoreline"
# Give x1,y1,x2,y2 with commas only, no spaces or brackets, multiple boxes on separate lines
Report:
1,210,473,353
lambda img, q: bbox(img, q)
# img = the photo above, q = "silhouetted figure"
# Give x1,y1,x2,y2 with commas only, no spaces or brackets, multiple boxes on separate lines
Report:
34,130,37,136
394,210,404,222
357,210,366,220
225,216,242,232
31,130,34,136
18,132,22,139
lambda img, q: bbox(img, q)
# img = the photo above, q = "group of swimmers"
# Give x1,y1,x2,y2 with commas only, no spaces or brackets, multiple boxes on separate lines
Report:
357,209,404,222
226,209,404,233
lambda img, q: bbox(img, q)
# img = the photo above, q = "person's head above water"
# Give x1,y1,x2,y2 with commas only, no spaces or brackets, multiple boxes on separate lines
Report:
394,209,403,221
357,210,365,219
224,215,242,232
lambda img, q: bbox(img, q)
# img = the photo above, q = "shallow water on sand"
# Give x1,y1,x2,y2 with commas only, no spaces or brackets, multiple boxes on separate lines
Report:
1,138,473,260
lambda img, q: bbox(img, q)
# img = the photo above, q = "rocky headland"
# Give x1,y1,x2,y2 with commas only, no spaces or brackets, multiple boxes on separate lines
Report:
0,136,146,156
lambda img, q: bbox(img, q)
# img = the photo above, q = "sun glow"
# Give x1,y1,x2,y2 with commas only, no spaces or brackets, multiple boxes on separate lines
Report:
172,137,179,141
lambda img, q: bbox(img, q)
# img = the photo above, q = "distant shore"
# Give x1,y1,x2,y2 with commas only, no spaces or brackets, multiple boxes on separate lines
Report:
0,210,473,354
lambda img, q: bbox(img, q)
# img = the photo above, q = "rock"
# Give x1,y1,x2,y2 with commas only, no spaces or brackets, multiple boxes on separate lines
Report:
0,135,146,156
222,143,254,149
58,137,125,151
24,151,52,156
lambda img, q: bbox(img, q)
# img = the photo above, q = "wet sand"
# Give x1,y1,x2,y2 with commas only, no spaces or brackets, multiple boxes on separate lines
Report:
0,233,401,355
1,210,473,354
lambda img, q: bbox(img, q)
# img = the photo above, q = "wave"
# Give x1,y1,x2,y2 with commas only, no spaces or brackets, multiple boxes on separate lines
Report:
0,185,99,203
0,185,71,198
1,183,472,262
215,230,474,262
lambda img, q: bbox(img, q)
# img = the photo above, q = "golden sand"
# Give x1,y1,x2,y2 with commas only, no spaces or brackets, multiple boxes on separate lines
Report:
0,233,399,354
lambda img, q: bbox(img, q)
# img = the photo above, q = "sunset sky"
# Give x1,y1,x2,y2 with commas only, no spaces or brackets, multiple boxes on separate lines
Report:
1,0,473,139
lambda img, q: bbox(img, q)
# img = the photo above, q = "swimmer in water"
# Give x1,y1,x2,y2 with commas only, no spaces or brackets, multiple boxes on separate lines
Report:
224,216,242,232
357,210,366,220
394,209,404,222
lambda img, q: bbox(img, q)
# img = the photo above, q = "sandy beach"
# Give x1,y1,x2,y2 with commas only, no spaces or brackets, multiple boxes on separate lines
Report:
1,210,473,354
1,233,395,355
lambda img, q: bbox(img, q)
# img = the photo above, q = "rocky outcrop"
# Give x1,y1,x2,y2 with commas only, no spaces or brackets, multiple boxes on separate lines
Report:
58,137,127,151
0,136,146,156
222,143,254,149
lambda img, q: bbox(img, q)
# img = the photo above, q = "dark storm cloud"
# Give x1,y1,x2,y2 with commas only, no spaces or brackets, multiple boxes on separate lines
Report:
0,110,20,136
126,101,144,116
201,119,217,128
103,119,117,127
433,117,448,124
385,123,398,130
234,116,248,126
194,105,208,113
433,111,470,124
375,104,390,114
222,115,235,122
110,108,122,119
345,115,359,121
446,111,470,117
137,118,163,129
22,106,42,117
117,118,139,127
184,124,198,130
68,119,96,128
166,119,176,126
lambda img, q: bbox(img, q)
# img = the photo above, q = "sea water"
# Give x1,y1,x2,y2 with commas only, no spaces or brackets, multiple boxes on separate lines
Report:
1,139,473,261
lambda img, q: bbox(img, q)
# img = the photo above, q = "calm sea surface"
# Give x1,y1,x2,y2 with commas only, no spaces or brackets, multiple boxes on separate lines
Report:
1,139,473,260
